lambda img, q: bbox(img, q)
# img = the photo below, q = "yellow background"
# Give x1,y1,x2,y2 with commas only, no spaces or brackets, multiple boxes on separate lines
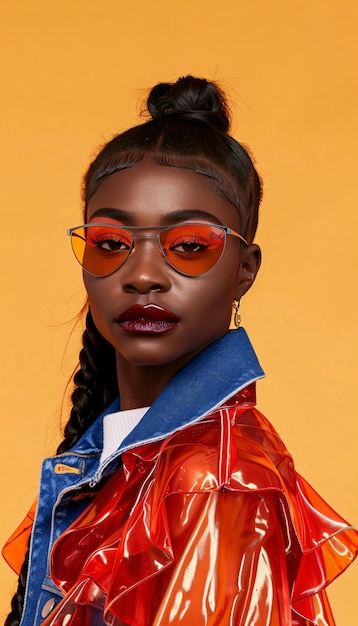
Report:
1,0,357,622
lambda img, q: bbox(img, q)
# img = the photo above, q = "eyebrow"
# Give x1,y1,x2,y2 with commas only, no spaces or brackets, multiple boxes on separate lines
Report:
88,208,224,226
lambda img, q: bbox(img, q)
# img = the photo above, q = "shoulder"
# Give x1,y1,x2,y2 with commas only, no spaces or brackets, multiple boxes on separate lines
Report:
149,400,293,495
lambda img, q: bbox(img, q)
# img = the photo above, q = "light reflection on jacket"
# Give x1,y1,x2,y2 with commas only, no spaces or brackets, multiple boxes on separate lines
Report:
3,329,358,625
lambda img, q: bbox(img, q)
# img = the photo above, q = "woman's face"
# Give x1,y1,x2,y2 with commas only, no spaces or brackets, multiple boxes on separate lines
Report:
84,157,259,371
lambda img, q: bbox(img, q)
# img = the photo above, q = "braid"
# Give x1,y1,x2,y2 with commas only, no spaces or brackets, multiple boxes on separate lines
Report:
57,308,118,454
4,550,28,626
5,309,118,622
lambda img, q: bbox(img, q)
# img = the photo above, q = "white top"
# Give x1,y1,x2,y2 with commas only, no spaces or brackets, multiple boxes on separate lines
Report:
100,406,149,465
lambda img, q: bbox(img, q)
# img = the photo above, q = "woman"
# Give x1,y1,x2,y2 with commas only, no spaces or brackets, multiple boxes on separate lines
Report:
4,75,358,625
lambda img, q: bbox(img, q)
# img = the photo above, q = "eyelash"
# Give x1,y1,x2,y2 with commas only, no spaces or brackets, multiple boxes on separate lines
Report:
88,232,131,251
169,235,211,253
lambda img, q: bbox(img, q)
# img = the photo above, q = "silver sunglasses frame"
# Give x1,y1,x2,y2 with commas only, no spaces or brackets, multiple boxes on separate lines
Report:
67,221,248,278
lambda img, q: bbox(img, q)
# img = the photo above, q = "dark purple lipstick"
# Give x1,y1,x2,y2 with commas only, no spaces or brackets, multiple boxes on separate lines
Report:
115,304,179,334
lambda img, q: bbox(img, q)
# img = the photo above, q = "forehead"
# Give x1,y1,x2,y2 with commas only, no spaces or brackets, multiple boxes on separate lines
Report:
86,158,240,229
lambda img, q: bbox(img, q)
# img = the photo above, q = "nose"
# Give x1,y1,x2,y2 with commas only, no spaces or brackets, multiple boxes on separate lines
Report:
120,236,172,294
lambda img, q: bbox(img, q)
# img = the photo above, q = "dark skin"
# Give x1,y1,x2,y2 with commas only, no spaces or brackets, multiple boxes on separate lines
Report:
84,157,261,409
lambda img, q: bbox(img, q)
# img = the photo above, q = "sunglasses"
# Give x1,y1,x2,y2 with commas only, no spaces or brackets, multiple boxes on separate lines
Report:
67,221,247,277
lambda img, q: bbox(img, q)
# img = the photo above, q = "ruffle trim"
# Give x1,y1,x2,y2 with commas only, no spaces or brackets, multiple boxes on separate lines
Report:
4,392,358,625
41,400,358,625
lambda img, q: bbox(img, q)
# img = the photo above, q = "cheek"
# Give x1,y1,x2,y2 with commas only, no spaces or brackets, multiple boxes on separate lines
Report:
83,278,116,344
83,274,96,308
212,254,240,298
196,264,239,322
83,274,114,318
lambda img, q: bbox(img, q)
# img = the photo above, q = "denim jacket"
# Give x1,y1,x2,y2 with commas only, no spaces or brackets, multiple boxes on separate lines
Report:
18,328,264,626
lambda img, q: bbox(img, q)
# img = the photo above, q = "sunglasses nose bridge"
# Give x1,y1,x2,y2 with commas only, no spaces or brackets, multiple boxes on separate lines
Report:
132,232,160,242
129,231,167,262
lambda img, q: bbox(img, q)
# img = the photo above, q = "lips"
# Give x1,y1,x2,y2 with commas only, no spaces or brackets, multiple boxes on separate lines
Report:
115,304,179,334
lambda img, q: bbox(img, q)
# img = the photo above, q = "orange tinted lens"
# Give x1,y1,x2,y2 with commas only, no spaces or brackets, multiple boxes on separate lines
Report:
161,224,225,275
71,225,132,276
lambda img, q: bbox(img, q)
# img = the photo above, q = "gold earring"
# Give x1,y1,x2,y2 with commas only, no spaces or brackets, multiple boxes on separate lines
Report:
233,299,241,327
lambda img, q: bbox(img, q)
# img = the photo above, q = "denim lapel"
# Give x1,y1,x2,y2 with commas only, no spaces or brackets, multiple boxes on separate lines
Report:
118,328,264,453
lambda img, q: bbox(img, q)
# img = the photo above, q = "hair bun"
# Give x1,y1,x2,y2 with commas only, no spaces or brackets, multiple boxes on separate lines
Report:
146,75,230,133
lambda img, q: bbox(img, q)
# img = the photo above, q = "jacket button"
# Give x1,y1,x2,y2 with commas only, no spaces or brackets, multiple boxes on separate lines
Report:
41,597,56,618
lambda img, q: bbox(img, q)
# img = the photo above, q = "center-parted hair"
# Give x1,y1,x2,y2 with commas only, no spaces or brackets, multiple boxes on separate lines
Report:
6,75,262,626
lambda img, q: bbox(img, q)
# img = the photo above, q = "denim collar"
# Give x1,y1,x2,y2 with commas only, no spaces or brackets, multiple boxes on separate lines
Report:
122,327,264,452
73,328,264,457
71,328,264,464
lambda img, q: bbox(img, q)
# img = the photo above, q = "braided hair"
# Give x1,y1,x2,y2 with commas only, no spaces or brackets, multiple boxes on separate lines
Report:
6,75,262,624
57,309,118,455
5,310,117,626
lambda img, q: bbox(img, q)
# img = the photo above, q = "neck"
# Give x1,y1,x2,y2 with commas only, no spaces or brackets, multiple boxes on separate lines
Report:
115,354,191,410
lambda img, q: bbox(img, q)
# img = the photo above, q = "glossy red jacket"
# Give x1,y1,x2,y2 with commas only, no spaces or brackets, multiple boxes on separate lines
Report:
36,385,358,626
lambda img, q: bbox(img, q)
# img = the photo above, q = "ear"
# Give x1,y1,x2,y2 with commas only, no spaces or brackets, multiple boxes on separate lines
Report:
235,244,261,299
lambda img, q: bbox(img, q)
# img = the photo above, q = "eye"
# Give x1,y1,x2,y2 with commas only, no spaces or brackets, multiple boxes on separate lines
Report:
168,226,225,254
86,226,132,252
169,235,211,254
